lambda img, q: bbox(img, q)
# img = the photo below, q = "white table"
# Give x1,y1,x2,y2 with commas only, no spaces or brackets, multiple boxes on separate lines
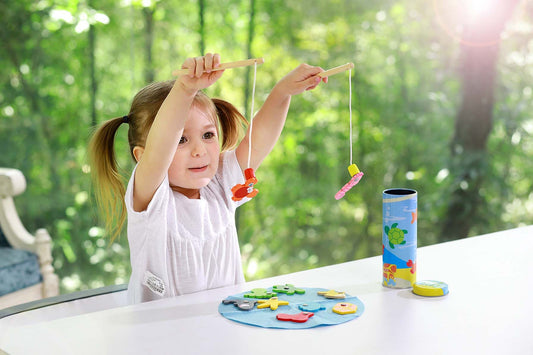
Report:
1,226,532,355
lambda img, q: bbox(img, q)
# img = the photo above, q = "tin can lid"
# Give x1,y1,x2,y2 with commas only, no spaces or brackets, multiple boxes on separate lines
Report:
412,280,449,297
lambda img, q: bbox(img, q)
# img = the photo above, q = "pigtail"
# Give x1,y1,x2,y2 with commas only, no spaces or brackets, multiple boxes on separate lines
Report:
88,117,128,243
212,98,248,151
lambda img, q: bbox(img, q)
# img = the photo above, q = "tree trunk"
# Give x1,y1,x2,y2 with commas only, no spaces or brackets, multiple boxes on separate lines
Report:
198,0,206,54
237,0,256,232
243,0,256,116
89,19,97,127
440,1,519,241
143,7,155,83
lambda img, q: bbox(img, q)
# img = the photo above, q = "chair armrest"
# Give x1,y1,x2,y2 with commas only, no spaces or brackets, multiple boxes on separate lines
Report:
0,168,26,198
0,168,34,250
0,167,59,298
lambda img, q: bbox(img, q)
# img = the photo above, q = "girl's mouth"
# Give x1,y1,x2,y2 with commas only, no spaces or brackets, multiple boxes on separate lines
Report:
189,165,208,173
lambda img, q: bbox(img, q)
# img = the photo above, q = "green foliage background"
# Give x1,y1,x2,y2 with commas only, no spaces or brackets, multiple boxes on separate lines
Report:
1,0,532,293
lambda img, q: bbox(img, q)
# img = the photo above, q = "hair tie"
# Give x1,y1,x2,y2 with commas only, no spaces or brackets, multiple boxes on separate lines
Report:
122,115,130,124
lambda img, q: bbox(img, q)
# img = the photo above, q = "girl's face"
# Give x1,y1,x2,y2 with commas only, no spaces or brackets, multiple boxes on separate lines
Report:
168,105,220,198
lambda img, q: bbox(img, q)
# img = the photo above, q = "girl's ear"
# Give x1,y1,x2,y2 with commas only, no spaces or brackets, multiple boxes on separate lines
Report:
132,146,145,162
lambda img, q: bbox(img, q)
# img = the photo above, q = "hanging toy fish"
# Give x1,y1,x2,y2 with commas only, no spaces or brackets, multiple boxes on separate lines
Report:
335,163,364,200
231,168,259,202
231,60,260,202
334,66,363,200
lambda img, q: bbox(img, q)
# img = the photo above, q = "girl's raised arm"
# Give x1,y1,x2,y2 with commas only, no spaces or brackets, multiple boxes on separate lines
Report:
235,63,326,171
132,53,224,211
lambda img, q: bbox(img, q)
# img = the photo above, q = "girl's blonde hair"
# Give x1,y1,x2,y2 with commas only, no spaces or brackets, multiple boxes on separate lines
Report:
88,80,247,243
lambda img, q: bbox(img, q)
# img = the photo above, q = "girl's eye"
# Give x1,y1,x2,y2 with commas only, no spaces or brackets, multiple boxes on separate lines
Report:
203,132,216,139
179,136,187,144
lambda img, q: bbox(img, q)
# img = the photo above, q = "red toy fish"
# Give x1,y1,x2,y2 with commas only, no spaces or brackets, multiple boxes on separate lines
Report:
276,312,314,323
231,168,259,202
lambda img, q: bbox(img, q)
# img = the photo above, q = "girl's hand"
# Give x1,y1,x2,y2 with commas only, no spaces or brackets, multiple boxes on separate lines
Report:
177,53,225,93
274,63,328,97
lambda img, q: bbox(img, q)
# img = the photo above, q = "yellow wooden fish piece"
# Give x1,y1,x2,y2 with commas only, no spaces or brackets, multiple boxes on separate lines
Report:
257,297,289,310
317,290,346,299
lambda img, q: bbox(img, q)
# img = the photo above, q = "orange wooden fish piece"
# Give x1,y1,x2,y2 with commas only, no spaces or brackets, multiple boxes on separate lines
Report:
231,168,259,202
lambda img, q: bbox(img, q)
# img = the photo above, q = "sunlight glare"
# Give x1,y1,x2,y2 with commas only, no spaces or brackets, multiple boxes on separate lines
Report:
432,0,511,46
466,0,497,18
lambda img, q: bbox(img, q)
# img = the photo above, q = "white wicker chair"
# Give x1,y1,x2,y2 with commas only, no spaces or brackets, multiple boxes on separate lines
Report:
0,168,59,309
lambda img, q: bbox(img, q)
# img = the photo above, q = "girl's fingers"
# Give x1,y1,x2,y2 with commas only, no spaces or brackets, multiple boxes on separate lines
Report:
182,57,196,78
188,53,221,77
213,53,221,69
210,69,225,82
204,53,214,72
177,53,224,92
304,67,327,90
194,56,204,77
315,67,328,83
305,76,322,91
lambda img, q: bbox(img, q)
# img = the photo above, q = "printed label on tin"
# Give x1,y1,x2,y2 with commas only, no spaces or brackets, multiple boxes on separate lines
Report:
382,189,417,288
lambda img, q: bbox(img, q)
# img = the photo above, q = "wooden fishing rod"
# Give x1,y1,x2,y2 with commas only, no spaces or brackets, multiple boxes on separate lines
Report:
318,62,354,78
172,58,265,76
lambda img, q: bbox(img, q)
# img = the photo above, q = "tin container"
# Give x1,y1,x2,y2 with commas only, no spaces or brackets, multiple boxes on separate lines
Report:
382,188,417,288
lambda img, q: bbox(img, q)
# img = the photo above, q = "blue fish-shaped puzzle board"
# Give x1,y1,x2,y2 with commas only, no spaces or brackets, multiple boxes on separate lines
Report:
218,287,364,329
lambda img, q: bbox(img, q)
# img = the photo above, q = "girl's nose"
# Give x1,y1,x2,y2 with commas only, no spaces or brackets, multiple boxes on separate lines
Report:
191,140,207,157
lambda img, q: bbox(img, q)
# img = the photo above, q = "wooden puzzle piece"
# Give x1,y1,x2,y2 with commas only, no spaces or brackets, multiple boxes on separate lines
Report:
222,298,257,311
276,312,314,323
298,302,326,313
243,288,277,299
332,302,358,315
317,290,346,299
335,171,364,200
231,168,259,202
257,297,289,311
272,284,305,296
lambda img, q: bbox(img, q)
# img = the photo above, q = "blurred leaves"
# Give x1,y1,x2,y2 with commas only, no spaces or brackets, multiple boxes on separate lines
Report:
0,0,532,292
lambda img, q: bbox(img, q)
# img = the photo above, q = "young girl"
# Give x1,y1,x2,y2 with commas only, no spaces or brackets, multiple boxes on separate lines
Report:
89,53,326,303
